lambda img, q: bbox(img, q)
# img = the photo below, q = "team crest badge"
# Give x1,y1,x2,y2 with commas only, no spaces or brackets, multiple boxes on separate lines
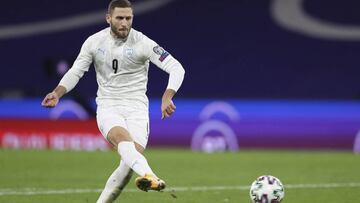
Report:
125,48,133,57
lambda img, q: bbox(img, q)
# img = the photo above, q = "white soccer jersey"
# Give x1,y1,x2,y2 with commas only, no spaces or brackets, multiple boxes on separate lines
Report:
59,27,185,110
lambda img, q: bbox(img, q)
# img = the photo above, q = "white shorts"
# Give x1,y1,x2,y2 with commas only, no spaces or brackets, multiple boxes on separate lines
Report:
96,105,150,148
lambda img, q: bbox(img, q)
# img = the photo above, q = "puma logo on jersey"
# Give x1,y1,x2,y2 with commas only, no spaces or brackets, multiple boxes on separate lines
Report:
97,48,105,55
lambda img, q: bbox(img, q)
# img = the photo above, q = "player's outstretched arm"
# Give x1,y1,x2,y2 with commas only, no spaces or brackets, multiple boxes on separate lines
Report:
161,89,177,120
41,85,67,108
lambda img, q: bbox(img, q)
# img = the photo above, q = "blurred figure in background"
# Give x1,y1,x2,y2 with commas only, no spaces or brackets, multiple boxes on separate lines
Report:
41,0,185,202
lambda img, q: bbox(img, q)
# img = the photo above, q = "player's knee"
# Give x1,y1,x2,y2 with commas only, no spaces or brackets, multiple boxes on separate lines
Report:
107,127,132,146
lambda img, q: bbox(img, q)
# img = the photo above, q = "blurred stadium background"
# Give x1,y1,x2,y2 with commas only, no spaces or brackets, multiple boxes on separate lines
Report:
1,0,360,202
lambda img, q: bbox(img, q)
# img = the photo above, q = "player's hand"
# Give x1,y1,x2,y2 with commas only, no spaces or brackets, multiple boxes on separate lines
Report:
161,99,176,120
41,91,60,108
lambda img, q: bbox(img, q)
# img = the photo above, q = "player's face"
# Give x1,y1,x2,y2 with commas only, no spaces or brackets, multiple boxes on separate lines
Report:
107,7,133,39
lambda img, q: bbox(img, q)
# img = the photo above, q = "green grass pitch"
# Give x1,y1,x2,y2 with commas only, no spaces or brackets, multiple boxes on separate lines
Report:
0,149,359,203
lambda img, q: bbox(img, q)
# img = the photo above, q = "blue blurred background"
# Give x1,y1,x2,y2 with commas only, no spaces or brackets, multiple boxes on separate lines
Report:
1,0,360,152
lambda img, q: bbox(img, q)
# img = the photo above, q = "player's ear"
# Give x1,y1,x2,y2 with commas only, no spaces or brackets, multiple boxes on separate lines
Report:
106,13,111,24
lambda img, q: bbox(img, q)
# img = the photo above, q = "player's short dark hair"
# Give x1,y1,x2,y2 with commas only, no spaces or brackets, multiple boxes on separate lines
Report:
108,0,132,14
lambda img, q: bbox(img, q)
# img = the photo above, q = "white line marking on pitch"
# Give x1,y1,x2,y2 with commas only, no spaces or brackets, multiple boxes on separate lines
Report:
0,182,360,196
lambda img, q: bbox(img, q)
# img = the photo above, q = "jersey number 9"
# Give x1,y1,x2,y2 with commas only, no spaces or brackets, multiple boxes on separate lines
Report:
112,59,118,74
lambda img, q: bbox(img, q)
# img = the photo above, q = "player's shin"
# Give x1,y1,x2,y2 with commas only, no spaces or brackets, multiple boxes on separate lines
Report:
117,141,155,177
96,161,133,203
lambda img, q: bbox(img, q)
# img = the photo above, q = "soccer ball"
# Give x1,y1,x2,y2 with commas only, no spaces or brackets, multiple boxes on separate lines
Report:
249,175,285,203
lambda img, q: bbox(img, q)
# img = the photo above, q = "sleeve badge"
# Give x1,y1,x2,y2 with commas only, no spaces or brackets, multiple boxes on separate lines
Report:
153,45,169,62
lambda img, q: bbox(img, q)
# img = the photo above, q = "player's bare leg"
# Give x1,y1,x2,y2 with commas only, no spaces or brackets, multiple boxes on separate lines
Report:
108,127,166,192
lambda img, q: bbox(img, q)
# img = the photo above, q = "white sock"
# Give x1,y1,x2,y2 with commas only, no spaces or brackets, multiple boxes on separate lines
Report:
117,141,154,177
96,161,133,203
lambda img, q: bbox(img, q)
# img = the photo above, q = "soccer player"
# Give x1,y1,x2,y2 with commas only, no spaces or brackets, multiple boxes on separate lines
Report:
41,0,185,202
